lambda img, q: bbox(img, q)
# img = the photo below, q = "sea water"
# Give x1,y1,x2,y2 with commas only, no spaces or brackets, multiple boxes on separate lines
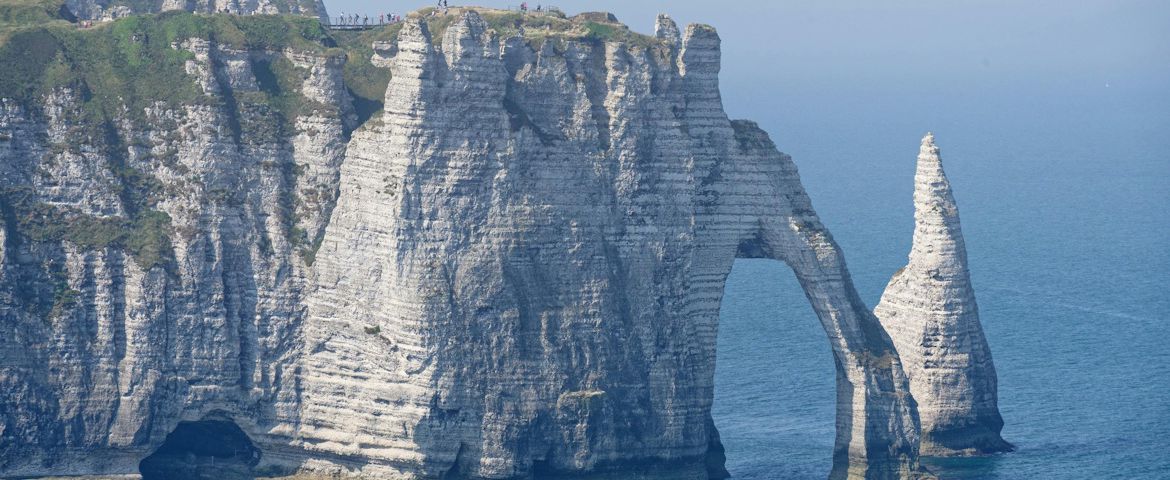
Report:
713,82,1170,479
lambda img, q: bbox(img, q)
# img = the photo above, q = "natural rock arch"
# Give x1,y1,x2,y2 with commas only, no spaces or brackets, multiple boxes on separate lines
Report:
689,122,923,480
300,12,922,479
722,219,921,479
0,8,939,480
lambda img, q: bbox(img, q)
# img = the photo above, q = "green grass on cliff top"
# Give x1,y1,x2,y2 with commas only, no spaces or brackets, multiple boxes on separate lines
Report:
1,6,668,110
0,11,333,107
0,11,337,273
399,7,663,49
0,0,68,28
0,6,674,278
328,6,667,112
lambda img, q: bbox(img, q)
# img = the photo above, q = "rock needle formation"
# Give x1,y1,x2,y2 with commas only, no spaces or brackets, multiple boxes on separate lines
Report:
875,133,1013,456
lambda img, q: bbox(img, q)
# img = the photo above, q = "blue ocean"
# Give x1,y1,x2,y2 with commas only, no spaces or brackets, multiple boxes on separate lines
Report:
713,81,1170,478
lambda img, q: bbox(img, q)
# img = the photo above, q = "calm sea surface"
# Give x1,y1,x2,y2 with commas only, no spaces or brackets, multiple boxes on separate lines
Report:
713,83,1170,479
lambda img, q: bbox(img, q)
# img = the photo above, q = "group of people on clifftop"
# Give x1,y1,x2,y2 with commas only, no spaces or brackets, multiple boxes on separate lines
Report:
335,11,404,26
332,1,558,29
335,0,451,26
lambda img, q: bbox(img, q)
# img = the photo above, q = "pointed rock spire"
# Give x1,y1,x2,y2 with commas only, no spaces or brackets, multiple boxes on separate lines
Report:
384,18,439,114
908,132,967,273
397,18,434,57
678,23,721,109
390,18,436,79
655,13,681,47
679,23,720,80
875,133,1013,456
442,10,491,65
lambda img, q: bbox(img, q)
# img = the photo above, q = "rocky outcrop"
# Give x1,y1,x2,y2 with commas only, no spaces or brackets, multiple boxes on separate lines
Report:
655,13,681,46
64,0,330,22
296,12,919,480
0,8,1019,480
874,133,1012,456
0,23,352,476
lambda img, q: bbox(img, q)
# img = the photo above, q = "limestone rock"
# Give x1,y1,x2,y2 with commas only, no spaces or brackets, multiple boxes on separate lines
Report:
0,9,957,480
299,12,920,479
874,133,1013,456
655,14,681,47
0,32,350,477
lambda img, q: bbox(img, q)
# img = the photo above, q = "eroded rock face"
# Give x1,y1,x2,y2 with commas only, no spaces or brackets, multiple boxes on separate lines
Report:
0,9,962,480
874,134,1012,456
0,39,352,477
298,13,919,479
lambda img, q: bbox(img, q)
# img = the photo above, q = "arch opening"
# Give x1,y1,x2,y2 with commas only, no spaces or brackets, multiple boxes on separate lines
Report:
714,258,837,477
139,419,261,480
697,204,921,479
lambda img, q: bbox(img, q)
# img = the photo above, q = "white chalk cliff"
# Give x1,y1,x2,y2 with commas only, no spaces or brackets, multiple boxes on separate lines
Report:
875,133,1012,456
296,13,922,479
0,8,1007,480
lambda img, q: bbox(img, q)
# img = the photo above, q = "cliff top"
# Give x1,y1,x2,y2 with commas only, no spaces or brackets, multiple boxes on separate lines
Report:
2,4,701,53
0,6,713,141
333,6,673,52
331,7,705,123
0,11,333,104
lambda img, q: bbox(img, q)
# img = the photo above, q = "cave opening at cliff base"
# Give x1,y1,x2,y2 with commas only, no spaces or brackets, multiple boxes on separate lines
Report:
138,418,261,480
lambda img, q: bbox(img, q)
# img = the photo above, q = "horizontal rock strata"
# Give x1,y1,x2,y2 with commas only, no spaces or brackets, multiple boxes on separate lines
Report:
298,12,919,479
0,28,352,477
874,133,1012,456
0,9,990,480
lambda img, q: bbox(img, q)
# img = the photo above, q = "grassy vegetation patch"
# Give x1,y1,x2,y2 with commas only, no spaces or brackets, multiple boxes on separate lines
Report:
581,22,618,40
438,8,661,51
0,187,175,270
0,11,338,109
581,21,661,49
0,12,351,275
0,28,62,101
0,14,203,119
229,13,330,50
0,0,69,31
330,25,399,121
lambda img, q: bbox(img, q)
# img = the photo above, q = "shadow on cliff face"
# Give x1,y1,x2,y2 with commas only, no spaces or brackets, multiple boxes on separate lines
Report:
139,420,260,480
